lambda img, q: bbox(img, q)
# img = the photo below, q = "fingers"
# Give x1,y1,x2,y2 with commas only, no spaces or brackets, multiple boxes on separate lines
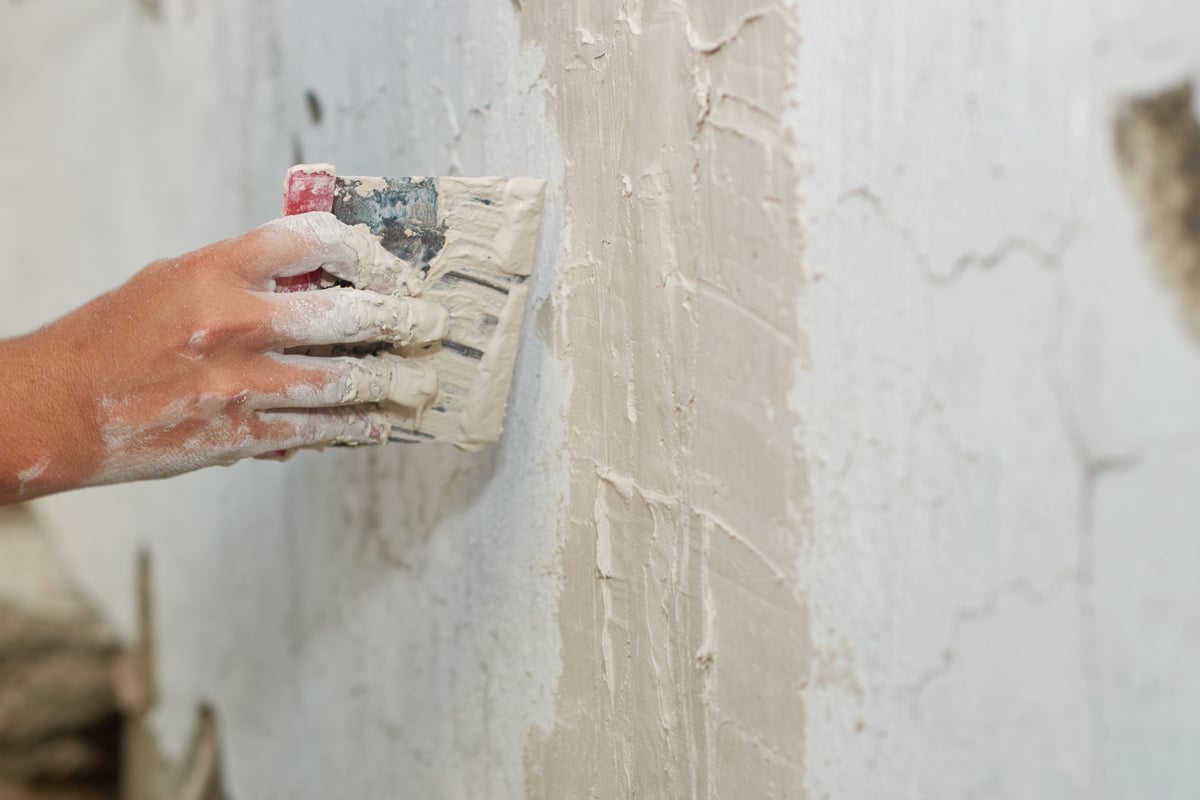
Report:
221,212,424,295
243,353,438,410
267,287,449,348
250,408,393,455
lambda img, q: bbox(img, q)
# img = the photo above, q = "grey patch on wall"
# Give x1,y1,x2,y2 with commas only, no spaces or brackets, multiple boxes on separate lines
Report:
1114,82,1200,342
138,0,162,20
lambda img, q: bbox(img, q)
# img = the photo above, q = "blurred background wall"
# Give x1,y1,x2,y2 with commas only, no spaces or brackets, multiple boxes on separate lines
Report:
0,1,1199,798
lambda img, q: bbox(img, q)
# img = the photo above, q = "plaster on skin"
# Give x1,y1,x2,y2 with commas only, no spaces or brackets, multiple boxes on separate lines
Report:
89,350,410,486
270,287,449,349
180,330,208,362
16,457,50,498
518,1,810,795
267,213,424,297
255,353,439,409
340,355,439,408
90,404,390,486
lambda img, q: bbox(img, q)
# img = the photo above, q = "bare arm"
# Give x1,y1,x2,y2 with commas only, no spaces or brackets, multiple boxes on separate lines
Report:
0,212,447,504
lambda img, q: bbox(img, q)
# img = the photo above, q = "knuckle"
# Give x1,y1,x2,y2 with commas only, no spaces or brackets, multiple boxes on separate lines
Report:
357,294,412,338
201,299,270,349
184,234,265,283
341,357,388,403
197,364,256,411
265,212,342,250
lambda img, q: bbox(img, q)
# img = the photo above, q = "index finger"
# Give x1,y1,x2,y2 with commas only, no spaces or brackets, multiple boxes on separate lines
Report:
214,212,425,296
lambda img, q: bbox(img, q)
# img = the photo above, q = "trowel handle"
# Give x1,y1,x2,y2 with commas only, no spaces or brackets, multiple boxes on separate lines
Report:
260,165,339,461
277,164,337,292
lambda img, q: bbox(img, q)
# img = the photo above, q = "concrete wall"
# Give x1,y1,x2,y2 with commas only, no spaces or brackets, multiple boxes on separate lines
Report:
2,0,1199,797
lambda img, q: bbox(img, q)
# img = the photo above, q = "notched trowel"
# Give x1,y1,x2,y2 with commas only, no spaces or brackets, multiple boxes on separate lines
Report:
281,164,546,451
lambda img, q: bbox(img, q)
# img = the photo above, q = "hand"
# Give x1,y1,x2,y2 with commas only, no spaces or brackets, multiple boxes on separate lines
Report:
0,212,448,502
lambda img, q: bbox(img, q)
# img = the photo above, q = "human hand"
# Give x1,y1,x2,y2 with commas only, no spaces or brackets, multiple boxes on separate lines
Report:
1,212,446,502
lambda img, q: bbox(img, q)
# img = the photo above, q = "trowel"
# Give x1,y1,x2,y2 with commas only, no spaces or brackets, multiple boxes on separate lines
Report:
281,164,545,451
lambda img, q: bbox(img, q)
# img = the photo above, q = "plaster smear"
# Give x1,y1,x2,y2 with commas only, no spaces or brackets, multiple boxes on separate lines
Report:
517,1,811,796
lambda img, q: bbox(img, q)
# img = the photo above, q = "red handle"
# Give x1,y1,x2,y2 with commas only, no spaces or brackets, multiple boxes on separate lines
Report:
278,165,337,292
262,165,340,460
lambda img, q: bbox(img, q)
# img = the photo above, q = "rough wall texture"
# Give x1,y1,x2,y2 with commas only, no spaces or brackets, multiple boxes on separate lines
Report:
515,2,809,797
2,1,1200,799
795,3,1200,798
1,2,567,797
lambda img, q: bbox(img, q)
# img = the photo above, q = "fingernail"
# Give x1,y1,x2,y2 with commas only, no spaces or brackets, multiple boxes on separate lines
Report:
409,298,451,344
366,412,391,443
341,412,390,445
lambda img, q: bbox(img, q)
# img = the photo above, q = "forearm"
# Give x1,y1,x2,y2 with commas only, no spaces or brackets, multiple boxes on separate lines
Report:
0,328,98,504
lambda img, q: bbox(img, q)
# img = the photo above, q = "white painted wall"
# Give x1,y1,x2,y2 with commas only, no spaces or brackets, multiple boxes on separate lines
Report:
795,3,1200,797
1,1,1198,798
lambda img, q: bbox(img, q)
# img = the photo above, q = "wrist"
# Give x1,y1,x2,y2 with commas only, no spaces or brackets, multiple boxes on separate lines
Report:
0,328,102,502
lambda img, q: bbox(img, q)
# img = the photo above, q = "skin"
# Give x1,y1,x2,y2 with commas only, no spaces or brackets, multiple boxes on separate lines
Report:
0,212,448,504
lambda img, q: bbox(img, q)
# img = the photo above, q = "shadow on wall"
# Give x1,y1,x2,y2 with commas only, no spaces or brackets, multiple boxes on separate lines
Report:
270,444,502,656
0,511,230,799
0,504,122,799
335,445,500,571
1115,81,1200,344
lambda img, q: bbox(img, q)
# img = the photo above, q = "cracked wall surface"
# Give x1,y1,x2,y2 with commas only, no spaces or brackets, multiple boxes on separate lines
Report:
3,1,1200,798
794,2,1200,797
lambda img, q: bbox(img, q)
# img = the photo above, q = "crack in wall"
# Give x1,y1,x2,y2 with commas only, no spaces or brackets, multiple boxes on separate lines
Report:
905,572,1081,701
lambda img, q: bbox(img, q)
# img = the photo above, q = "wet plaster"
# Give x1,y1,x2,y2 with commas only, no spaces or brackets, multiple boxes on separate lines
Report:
515,1,811,796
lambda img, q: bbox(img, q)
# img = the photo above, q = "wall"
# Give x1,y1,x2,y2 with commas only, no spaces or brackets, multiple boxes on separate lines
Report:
0,2,567,796
2,1,1199,798
796,4,1200,797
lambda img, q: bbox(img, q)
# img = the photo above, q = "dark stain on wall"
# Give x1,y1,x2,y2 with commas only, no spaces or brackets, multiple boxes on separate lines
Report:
138,0,162,20
1115,83,1200,342
305,90,323,126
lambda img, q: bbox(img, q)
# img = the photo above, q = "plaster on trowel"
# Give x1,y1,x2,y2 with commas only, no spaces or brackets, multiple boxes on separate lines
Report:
281,164,545,450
